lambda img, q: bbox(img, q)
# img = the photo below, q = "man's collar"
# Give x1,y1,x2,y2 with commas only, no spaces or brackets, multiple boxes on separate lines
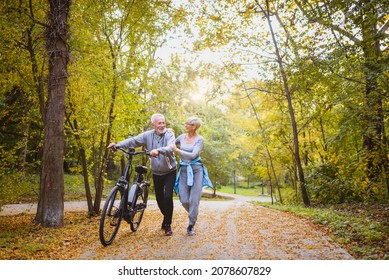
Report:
154,129,166,137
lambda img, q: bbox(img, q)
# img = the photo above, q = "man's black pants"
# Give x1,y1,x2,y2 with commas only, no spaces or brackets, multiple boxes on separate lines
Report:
152,169,176,226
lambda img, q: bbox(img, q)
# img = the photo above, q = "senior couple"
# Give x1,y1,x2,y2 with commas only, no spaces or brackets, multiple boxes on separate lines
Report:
107,113,212,236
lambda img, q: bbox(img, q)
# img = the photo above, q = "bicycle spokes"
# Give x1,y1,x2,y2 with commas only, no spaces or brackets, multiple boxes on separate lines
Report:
108,206,120,226
129,186,148,232
99,186,123,246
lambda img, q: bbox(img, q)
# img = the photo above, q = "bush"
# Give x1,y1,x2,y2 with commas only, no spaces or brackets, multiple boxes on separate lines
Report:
306,163,354,204
0,172,39,208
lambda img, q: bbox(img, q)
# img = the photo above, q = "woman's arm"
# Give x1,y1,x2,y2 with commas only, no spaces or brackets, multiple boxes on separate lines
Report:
173,136,204,160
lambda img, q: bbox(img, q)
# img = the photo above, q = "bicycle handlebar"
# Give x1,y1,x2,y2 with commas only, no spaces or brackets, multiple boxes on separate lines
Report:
115,147,150,156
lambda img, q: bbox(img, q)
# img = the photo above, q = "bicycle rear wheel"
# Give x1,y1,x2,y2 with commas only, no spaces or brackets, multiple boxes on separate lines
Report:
130,183,149,232
99,185,124,246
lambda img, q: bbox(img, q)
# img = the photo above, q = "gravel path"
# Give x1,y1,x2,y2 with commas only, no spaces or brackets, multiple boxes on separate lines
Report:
0,192,354,260
86,193,353,260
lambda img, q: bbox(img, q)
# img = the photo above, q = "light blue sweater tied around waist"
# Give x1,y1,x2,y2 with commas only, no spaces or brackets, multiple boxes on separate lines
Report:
174,157,214,194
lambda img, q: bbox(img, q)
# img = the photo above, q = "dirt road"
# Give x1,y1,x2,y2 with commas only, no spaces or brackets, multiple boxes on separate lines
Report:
73,193,354,260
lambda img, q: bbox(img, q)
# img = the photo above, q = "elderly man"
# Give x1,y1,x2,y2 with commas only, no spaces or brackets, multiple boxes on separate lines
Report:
107,113,177,236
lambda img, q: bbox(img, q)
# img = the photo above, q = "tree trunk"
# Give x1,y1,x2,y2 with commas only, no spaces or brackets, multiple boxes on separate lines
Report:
382,118,389,197
265,160,274,204
260,0,310,205
35,0,71,228
26,26,45,123
66,114,94,213
360,5,385,196
93,138,110,214
80,147,94,213
93,42,119,214
18,118,29,177
93,82,116,214
243,81,284,203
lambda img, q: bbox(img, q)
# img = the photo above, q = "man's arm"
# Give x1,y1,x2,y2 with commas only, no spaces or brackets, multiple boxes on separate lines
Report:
157,130,175,155
110,132,146,149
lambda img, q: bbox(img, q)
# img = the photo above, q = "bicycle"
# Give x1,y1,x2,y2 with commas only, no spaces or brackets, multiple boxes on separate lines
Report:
99,147,150,246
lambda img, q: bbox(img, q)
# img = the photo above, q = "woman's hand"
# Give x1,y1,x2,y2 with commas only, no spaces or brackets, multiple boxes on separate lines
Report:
170,143,178,152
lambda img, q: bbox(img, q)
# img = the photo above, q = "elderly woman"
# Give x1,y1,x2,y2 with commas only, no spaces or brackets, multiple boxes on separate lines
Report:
171,116,212,236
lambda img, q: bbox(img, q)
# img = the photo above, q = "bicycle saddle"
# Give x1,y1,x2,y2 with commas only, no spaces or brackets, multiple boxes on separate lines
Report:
135,165,148,174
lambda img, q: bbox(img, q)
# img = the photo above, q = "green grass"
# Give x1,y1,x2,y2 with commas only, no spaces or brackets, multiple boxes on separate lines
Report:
215,184,268,197
0,174,145,204
8,174,250,203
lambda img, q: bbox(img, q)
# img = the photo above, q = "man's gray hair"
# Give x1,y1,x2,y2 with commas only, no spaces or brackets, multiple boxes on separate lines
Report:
151,113,165,124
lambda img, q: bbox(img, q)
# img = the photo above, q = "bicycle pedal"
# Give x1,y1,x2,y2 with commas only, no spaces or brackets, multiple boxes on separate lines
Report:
135,203,146,210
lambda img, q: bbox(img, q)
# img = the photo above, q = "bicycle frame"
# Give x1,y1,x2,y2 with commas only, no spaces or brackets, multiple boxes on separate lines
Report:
117,148,149,221
127,165,147,205
99,147,150,246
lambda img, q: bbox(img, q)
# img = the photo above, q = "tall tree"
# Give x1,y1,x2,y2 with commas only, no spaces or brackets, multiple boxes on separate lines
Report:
65,0,182,214
0,0,47,178
242,81,283,204
294,0,389,197
253,0,310,205
35,0,71,227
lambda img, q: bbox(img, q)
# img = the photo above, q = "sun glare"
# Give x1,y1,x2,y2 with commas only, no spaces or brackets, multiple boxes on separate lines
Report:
191,78,213,101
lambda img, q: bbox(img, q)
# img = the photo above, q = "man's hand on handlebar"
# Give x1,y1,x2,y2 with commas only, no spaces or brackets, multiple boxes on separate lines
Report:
150,149,159,157
107,142,155,156
107,143,117,150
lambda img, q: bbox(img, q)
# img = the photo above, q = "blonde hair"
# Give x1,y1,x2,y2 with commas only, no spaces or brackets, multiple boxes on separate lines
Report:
186,116,202,130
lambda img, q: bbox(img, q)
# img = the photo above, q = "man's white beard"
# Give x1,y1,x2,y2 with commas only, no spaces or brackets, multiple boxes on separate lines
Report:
156,128,166,135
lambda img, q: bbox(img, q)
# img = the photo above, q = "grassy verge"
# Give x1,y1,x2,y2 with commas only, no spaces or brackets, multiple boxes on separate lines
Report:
257,202,389,260
215,185,268,197
4,175,247,205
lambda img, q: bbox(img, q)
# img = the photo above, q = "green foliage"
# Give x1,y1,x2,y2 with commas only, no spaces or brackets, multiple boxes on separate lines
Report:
0,1,46,183
0,0,388,211
0,173,115,208
0,173,39,208
306,163,353,204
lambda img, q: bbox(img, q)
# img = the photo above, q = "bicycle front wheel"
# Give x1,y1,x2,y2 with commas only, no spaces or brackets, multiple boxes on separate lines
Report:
99,185,124,246
130,183,149,232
